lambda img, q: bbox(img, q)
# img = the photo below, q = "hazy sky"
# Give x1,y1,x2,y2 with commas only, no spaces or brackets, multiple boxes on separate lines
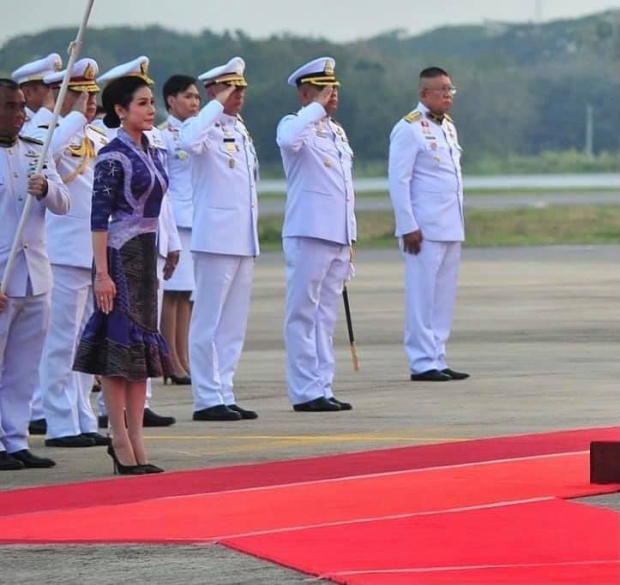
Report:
2,0,620,44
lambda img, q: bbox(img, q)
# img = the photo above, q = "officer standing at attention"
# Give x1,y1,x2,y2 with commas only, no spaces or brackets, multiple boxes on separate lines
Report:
35,58,111,448
387,66,469,383
0,78,71,471
179,57,259,422
277,57,356,412
11,53,62,137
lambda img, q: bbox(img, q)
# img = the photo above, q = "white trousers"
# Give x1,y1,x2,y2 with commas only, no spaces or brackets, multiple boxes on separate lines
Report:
190,252,253,410
0,293,50,452
283,237,350,405
97,257,165,416
40,265,97,438
402,240,461,374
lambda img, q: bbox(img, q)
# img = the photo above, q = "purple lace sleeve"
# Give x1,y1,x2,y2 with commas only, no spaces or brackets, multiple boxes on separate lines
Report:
91,155,124,231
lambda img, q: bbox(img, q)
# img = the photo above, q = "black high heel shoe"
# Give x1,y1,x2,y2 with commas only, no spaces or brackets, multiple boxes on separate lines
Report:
163,374,191,385
107,445,146,475
139,463,165,474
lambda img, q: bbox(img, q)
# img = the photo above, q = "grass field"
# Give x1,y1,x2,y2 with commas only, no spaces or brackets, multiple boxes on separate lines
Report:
258,205,620,249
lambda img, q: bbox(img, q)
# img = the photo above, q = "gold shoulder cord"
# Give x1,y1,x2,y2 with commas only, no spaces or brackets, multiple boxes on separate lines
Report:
62,138,96,184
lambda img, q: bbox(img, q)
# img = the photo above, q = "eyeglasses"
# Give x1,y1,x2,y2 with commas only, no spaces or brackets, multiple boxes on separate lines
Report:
426,87,457,96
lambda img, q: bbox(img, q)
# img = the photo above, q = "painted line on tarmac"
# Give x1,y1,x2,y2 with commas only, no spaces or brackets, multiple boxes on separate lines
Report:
145,434,465,442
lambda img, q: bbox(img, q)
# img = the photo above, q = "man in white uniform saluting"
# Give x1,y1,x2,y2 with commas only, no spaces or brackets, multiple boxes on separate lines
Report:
277,57,356,412
35,58,111,448
180,57,259,422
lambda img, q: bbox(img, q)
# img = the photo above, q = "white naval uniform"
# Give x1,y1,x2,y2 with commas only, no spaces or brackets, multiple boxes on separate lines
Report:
32,113,108,439
160,115,194,292
179,100,259,410
388,102,465,374
0,137,71,453
22,106,54,138
276,101,357,406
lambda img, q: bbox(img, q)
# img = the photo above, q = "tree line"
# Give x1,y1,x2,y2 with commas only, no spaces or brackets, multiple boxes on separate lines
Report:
1,10,618,173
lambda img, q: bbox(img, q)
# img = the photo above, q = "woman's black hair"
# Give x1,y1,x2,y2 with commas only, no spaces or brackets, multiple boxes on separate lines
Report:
101,76,150,128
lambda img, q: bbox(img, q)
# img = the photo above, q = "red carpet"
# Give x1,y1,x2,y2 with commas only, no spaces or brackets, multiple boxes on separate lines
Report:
0,452,615,543
0,425,617,517
0,427,617,585
224,499,620,585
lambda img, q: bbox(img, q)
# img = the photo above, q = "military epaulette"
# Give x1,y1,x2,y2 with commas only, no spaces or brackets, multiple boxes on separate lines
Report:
88,124,108,136
403,111,422,123
331,118,342,127
444,113,453,123
237,114,245,123
19,135,44,145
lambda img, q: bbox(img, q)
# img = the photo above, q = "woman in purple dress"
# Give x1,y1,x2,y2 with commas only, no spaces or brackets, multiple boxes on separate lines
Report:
74,73,172,475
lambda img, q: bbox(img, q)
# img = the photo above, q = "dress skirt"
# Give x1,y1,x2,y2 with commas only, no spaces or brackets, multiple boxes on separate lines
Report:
162,227,195,292
73,232,173,380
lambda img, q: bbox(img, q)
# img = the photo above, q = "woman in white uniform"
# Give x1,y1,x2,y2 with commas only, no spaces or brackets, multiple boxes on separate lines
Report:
159,75,200,384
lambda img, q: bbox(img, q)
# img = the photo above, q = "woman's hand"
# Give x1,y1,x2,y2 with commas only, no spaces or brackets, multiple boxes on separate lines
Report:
94,273,117,314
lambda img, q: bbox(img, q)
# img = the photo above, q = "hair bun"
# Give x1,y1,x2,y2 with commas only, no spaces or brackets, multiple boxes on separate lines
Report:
102,111,120,128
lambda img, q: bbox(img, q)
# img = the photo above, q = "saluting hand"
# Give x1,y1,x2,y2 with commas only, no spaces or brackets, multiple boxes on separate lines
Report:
214,83,236,105
27,174,49,199
72,91,89,115
403,229,423,255
42,87,55,111
315,86,334,108
163,250,180,280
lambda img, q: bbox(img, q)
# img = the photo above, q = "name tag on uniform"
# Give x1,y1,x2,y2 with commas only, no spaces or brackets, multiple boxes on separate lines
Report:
224,137,236,153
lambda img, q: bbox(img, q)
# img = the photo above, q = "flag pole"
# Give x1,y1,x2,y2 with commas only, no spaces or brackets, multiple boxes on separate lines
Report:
1,0,96,294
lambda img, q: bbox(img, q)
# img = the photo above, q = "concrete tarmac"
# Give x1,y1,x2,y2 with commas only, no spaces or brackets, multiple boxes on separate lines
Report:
1,245,618,584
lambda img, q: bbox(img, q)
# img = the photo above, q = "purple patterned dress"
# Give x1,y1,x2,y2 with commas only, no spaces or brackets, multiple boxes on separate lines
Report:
73,130,172,380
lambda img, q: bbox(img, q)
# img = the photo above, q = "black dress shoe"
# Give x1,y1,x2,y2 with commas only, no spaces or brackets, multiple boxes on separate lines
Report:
45,434,96,448
329,397,353,411
28,418,47,435
227,404,258,419
143,408,176,427
442,368,470,380
410,369,451,382
98,415,109,429
163,374,191,385
193,405,242,421
81,432,112,446
10,449,56,468
293,397,341,412
0,451,24,470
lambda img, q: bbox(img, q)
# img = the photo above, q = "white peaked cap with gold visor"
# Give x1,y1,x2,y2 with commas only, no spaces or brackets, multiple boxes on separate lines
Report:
287,56,340,87
96,56,154,86
43,58,100,93
198,56,247,88
11,53,63,85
